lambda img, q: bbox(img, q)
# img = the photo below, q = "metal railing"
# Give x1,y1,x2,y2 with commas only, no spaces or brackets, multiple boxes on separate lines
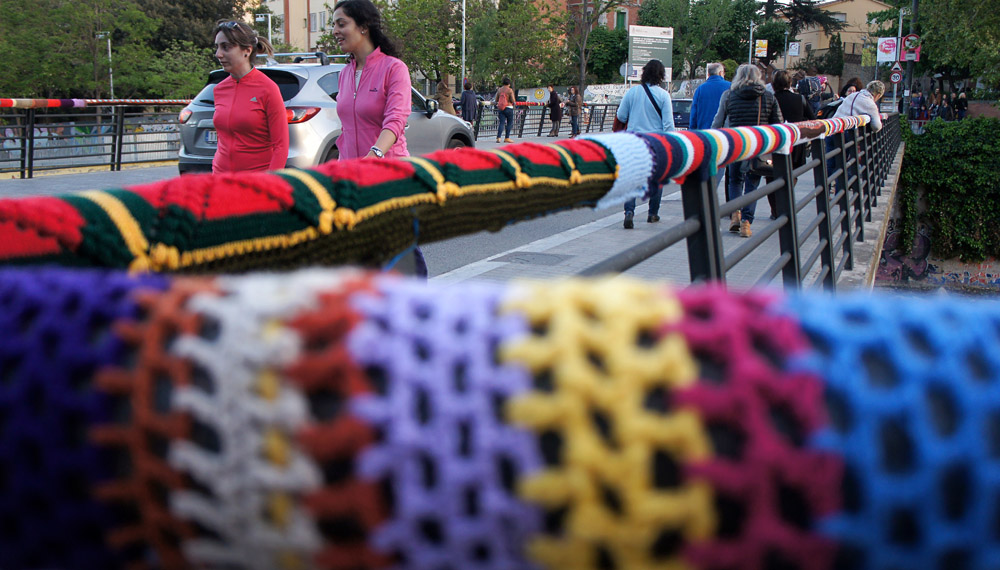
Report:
470,102,618,140
578,114,903,291
1,103,187,178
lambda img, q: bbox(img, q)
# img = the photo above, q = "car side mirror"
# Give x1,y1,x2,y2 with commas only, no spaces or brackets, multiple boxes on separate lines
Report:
426,99,439,118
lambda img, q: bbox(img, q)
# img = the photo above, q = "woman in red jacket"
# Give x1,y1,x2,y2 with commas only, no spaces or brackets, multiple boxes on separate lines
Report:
211,20,289,174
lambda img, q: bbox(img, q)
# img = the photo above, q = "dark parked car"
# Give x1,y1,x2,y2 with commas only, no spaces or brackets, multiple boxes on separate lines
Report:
672,98,692,129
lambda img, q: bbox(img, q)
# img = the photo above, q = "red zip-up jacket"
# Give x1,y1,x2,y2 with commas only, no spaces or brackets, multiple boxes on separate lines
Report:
212,67,289,173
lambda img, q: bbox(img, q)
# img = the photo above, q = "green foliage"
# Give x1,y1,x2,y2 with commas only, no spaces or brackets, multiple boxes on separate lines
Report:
710,0,760,64
140,0,245,52
920,0,1000,89
587,28,627,83
143,41,216,99
795,33,844,76
898,117,1000,261
638,0,738,78
368,0,458,80
721,59,738,80
467,0,566,88
565,0,628,91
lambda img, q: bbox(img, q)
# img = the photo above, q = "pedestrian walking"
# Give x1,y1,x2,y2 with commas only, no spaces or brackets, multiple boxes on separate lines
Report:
712,63,784,238
616,59,675,229
955,91,969,120
565,86,583,137
766,70,815,219
333,0,427,277
495,77,515,143
546,85,563,136
689,62,731,130
210,20,288,174
460,81,478,124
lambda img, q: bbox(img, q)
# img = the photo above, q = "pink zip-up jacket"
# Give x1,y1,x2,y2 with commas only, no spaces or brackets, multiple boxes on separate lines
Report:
336,48,410,159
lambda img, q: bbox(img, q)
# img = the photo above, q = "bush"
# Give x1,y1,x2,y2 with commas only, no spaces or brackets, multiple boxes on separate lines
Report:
721,59,738,81
898,117,1000,262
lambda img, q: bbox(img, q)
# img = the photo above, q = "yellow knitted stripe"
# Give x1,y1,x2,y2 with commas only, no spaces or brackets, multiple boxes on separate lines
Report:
501,279,714,570
278,169,339,233
172,227,320,269
78,190,150,265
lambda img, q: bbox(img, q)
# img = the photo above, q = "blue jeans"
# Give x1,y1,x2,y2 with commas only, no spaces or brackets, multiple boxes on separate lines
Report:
570,115,580,136
497,107,514,139
624,184,663,217
727,161,761,223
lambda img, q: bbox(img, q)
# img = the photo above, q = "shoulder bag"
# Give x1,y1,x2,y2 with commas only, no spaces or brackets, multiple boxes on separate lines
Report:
745,95,775,177
617,83,664,133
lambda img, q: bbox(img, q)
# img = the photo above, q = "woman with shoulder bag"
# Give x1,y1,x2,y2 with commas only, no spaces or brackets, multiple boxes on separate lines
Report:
711,64,783,238
765,70,815,219
615,59,675,229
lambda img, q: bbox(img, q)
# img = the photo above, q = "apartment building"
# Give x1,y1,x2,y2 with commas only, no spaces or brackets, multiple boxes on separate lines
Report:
261,0,332,50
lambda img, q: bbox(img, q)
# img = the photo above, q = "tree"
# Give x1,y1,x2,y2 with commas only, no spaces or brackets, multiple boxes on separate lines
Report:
795,32,845,76
587,27,627,83
465,0,567,88
139,0,245,52
143,41,217,98
248,0,284,45
777,0,845,38
919,0,1000,89
638,0,743,78
566,0,632,92
364,0,458,80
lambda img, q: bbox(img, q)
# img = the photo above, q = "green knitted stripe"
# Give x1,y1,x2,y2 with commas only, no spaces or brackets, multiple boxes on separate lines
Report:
153,204,200,251
187,212,314,250
105,188,160,230
329,175,438,212
279,172,325,226
562,143,618,176
60,195,136,269
435,162,517,188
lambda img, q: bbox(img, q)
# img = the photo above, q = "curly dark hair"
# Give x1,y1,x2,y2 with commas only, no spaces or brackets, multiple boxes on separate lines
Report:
640,59,666,86
333,0,400,59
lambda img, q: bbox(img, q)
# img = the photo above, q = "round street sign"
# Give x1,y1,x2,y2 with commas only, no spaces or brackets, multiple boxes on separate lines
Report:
890,71,903,84
902,34,920,50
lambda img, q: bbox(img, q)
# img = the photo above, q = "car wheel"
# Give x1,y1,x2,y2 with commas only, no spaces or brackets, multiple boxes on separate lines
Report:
320,146,339,164
447,137,468,149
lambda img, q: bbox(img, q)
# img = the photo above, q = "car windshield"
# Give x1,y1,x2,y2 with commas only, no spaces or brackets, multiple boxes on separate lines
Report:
673,100,692,114
195,70,304,105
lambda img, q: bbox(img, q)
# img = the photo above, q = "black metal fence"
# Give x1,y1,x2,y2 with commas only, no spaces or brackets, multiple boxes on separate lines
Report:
470,103,619,141
579,114,903,291
1,105,186,178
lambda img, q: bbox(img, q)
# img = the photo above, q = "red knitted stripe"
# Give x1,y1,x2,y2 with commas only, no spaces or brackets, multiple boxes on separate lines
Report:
500,142,566,166
0,220,65,257
313,156,417,186
664,286,841,570
129,173,297,220
677,130,707,173
0,196,85,250
554,138,612,162
283,278,392,570
424,148,504,169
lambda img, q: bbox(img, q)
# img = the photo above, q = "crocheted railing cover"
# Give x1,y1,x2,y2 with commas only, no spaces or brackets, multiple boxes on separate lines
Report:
0,117,872,274
4,266,991,570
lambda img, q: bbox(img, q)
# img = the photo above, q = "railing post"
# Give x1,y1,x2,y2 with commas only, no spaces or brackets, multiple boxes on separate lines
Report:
857,125,874,219
515,106,527,138
772,151,802,289
17,111,28,179
847,128,865,242
682,163,725,283
826,133,853,279
114,107,126,171
537,108,546,137
25,108,36,179
810,138,836,291
472,102,482,140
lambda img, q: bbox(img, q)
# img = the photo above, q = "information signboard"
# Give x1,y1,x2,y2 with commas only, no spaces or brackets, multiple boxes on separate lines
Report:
628,25,673,82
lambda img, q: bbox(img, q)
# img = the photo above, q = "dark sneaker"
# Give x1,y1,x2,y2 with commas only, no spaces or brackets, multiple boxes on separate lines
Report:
624,214,634,229
647,215,660,223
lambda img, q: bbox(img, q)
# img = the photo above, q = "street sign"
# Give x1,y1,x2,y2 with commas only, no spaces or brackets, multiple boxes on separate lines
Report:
754,39,768,58
891,62,903,72
877,37,897,62
902,34,920,50
788,42,800,57
628,25,673,82
890,71,903,84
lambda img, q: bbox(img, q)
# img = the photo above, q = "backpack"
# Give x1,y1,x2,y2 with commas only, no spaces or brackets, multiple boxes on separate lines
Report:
815,97,843,120
799,76,823,106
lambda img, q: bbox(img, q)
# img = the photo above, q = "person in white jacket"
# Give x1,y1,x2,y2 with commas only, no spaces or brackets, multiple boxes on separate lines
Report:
833,80,885,132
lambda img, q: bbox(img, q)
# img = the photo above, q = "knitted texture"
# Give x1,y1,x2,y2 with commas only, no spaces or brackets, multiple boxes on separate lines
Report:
785,293,1000,570
670,287,842,570
499,279,713,570
347,277,543,570
164,271,370,569
0,268,165,570
0,117,876,274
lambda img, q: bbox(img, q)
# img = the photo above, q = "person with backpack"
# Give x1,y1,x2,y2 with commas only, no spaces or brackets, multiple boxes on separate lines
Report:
495,77,515,143
797,73,824,114
616,59,675,229
712,64,784,238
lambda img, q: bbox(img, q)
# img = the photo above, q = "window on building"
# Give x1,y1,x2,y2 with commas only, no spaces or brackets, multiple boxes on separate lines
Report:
309,13,317,32
319,10,327,30
805,43,812,52
830,12,847,22
616,11,626,30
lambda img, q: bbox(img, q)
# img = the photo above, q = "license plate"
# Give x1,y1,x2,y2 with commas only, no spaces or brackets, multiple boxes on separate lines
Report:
204,130,217,145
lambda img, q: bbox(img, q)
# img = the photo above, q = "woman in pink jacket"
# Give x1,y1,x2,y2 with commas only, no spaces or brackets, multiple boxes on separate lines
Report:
332,0,410,160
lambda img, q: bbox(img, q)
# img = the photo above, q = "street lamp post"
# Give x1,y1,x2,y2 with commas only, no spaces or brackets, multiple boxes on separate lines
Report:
96,32,115,99
784,29,790,69
748,21,757,64
255,13,273,45
893,8,909,109
450,0,466,85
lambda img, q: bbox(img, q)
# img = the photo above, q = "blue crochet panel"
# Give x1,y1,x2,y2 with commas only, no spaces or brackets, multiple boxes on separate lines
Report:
785,293,1000,570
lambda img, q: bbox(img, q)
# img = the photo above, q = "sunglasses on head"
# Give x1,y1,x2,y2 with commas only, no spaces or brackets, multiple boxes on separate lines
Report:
221,21,241,30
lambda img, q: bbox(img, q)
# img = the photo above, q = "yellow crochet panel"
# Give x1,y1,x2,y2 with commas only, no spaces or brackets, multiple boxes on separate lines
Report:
500,279,716,570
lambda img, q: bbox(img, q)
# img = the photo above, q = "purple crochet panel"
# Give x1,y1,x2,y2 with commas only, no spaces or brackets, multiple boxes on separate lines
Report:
348,276,543,570
0,268,166,569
